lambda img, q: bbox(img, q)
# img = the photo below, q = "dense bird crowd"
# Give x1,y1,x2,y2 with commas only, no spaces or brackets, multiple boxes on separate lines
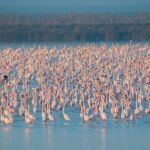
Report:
0,43,149,124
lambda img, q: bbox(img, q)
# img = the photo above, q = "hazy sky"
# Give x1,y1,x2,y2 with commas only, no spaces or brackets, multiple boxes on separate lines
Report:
0,0,150,13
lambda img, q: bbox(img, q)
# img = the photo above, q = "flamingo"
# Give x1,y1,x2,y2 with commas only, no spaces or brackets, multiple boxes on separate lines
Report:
48,112,55,121
99,100,107,121
63,107,70,121
83,107,90,122
135,96,140,115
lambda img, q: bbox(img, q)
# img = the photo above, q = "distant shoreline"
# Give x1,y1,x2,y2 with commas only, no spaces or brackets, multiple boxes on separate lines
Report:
0,13,150,42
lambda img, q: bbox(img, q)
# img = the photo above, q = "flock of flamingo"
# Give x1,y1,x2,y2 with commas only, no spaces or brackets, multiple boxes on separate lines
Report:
0,43,149,125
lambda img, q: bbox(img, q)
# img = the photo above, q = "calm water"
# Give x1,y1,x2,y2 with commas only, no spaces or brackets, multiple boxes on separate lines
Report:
0,108,150,150
0,42,150,150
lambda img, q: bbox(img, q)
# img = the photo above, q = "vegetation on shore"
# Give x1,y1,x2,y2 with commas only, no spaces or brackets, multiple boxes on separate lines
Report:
0,13,150,41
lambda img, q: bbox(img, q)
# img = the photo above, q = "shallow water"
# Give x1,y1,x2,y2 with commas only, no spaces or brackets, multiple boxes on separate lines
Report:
0,41,150,150
0,108,150,150
0,41,149,50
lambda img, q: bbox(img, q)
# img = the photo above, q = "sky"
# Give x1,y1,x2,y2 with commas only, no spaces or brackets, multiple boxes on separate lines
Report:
0,0,150,13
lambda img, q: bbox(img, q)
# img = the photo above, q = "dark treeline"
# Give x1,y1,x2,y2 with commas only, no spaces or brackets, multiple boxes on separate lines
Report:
0,13,150,42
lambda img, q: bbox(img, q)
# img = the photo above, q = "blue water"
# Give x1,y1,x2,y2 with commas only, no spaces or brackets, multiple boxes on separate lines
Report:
0,42,150,150
0,109,150,150
0,6,150,14
0,41,149,50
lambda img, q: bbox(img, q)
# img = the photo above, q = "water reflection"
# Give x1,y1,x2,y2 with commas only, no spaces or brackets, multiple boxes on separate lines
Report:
2,126,12,133
24,127,31,141
0,120,150,150
101,128,106,150
24,127,31,150
47,126,52,146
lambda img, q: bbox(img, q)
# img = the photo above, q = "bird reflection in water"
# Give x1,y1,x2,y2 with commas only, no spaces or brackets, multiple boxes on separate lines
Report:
101,127,106,150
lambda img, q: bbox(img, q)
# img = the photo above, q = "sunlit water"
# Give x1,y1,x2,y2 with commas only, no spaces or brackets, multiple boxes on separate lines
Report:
0,42,150,150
